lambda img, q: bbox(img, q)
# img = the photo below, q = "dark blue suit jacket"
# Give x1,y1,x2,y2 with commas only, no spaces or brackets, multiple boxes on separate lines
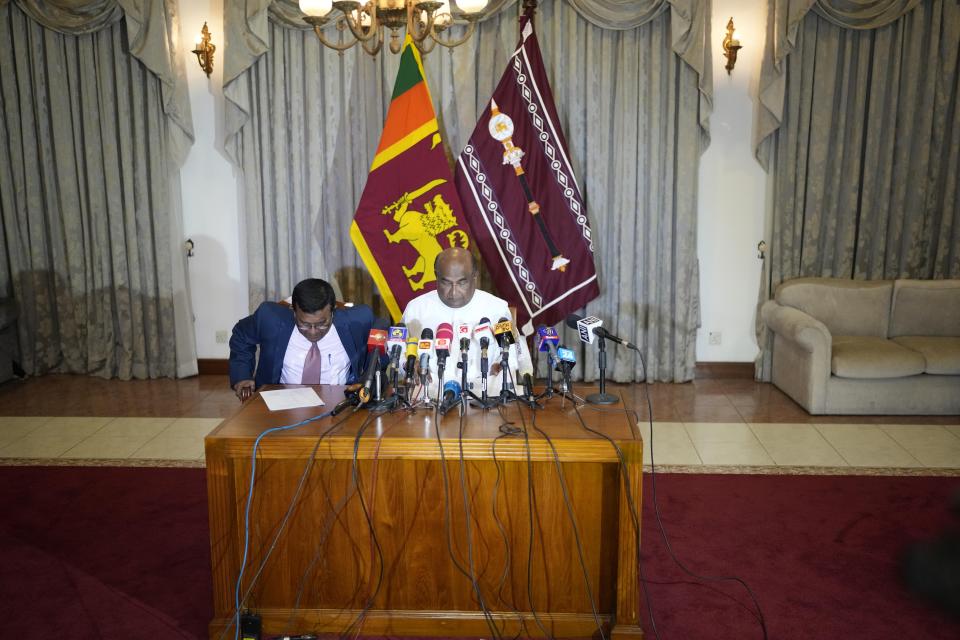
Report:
228,302,375,388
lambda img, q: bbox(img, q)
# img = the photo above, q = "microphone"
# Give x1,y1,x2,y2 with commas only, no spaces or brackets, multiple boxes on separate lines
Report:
456,322,472,355
404,336,418,384
357,320,389,403
439,379,461,414
475,318,493,359
493,317,515,348
435,322,453,370
418,328,434,377
556,345,576,391
566,313,638,350
557,345,577,368
331,392,360,416
537,325,560,359
522,372,534,397
386,323,407,372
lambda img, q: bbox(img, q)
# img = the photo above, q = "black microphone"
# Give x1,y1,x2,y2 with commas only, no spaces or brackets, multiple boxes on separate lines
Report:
493,317,515,348
331,393,360,416
565,313,638,350
522,373,534,397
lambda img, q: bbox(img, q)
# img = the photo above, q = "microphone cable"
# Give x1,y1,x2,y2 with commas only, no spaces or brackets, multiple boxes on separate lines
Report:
221,407,351,640
284,408,404,639
576,363,769,639
489,420,530,639
454,399,510,640
431,400,504,640
528,404,607,640
499,370,555,640
340,410,388,640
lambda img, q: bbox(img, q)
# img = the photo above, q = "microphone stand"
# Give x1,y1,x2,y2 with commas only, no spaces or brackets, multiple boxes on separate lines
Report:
464,348,497,410
435,357,447,409
586,336,618,405
496,346,525,406
556,361,585,406
535,351,558,403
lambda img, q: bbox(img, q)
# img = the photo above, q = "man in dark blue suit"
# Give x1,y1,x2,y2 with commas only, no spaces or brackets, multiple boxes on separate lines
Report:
229,278,376,400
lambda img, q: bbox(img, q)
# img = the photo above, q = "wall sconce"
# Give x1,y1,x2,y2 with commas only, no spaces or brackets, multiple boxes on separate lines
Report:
192,22,215,78
722,17,742,75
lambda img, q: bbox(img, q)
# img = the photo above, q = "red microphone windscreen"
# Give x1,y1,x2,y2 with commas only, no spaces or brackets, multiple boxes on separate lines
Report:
436,323,454,341
366,329,387,351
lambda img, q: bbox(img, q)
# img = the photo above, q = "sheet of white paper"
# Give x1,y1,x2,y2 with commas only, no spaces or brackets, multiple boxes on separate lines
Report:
259,388,325,411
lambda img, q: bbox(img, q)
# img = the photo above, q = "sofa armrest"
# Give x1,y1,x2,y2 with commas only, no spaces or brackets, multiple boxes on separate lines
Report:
761,301,832,354
761,300,832,413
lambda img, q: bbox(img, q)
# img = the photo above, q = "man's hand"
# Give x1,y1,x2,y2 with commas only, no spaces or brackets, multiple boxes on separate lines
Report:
233,379,255,401
490,362,503,377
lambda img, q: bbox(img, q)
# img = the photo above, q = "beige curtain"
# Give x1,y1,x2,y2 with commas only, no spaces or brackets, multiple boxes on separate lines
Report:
222,0,711,382
0,0,197,379
754,0,960,379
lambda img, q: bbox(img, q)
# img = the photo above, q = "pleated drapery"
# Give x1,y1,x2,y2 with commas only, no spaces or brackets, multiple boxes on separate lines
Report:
0,0,196,379
222,0,712,382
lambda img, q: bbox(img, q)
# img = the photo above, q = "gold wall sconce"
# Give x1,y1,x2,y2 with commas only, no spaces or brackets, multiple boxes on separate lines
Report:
192,22,216,77
722,17,742,74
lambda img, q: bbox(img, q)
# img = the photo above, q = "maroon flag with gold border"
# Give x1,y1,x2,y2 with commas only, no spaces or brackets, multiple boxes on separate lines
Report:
454,16,599,334
350,36,472,321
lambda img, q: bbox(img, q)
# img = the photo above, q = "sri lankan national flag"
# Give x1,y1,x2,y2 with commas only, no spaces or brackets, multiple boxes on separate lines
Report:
350,36,471,321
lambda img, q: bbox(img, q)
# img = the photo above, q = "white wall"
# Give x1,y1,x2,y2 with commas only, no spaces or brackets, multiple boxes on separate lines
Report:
177,0,770,362
179,0,248,358
695,0,769,362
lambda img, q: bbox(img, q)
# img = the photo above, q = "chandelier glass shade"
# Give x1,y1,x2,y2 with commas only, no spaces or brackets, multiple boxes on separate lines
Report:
298,0,489,55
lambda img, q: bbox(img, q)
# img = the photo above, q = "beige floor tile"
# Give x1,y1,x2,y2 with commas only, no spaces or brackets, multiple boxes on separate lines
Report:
96,417,175,438
684,422,760,444
159,417,222,439
814,423,922,468
62,437,148,459
0,416,52,446
0,434,88,458
878,425,960,468
30,416,112,439
749,423,848,467
944,425,960,439
132,437,205,460
691,439,776,466
642,422,702,465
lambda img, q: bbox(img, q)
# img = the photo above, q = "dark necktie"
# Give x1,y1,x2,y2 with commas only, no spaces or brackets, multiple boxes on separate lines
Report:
301,343,321,384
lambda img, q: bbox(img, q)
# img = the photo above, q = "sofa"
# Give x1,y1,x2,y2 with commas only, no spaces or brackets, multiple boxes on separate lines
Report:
761,278,960,415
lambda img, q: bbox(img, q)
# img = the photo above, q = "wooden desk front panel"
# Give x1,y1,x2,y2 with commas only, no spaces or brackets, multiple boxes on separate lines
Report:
206,387,643,638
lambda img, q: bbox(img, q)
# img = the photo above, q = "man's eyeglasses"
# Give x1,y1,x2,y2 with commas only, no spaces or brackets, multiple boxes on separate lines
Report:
295,311,333,332
296,320,331,331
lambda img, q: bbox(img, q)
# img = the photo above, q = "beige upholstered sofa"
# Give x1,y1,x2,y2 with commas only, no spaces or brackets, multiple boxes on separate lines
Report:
761,278,960,415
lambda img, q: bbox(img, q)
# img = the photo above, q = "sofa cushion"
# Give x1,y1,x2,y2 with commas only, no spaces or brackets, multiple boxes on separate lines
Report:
831,336,926,378
891,336,960,375
889,279,960,337
776,278,893,337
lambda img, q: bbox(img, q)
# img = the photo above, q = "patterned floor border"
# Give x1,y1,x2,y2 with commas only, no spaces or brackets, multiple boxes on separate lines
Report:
0,458,205,469
2,457,959,477
646,464,960,476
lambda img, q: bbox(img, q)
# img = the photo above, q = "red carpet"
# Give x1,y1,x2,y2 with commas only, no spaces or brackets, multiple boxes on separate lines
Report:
0,466,957,639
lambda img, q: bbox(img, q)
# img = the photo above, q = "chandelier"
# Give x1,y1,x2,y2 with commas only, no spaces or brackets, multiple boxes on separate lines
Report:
298,1,489,56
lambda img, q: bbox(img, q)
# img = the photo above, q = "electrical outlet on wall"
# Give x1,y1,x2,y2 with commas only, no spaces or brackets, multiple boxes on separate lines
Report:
708,331,722,346
215,330,229,344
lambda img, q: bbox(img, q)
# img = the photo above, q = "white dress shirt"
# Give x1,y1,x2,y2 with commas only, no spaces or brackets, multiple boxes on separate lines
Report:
279,324,351,385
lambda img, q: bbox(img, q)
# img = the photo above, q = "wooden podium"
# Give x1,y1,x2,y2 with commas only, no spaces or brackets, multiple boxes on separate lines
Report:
205,386,643,639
